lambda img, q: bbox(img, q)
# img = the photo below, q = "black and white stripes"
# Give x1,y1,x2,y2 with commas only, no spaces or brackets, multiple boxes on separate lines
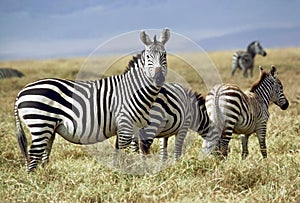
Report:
205,66,289,159
232,41,267,78
15,29,170,172
133,83,216,161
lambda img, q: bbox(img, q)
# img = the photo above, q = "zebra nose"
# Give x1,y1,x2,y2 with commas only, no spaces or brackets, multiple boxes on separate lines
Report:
263,52,267,56
281,100,289,110
154,68,165,87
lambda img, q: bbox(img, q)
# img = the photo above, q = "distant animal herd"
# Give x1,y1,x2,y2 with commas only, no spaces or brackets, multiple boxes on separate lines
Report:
9,28,289,173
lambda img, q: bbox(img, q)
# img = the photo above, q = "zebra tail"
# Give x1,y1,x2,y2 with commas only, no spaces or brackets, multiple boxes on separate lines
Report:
14,99,29,164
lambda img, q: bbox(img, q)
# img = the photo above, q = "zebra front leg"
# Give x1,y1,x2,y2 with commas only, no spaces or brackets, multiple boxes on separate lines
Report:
159,137,169,162
250,66,254,77
240,134,250,159
256,127,267,158
243,69,248,78
174,129,189,161
41,134,56,167
138,128,154,155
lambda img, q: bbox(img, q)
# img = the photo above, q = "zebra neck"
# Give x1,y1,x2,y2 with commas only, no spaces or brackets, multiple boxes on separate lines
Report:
252,82,272,107
247,46,256,58
122,61,160,97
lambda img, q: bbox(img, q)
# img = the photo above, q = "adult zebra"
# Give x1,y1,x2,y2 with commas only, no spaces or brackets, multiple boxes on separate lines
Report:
232,41,267,78
132,82,218,161
205,65,289,159
14,28,170,172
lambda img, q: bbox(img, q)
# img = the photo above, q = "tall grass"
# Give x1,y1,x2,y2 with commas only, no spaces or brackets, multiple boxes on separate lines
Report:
0,48,299,202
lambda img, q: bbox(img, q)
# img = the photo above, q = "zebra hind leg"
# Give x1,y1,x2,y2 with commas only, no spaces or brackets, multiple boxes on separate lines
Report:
41,134,56,167
27,133,52,172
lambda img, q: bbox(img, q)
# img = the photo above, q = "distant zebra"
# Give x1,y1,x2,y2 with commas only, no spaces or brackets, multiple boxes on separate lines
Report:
205,65,289,159
14,28,170,172
0,68,24,79
132,82,218,161
232,41,267,78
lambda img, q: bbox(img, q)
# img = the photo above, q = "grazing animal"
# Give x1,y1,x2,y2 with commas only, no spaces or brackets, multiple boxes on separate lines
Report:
132,82,218,161
0,68,24,79
205,66,289,159
14,29,170,172
232,41,267,78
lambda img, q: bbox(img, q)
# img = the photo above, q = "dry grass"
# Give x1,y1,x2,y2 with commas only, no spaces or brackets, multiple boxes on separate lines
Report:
0,48,299,202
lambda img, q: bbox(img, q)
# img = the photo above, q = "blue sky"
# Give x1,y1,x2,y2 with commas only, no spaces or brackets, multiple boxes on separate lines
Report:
0,0,299,60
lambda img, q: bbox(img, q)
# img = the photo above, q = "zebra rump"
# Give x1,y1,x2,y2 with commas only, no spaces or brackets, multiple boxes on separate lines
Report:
0,68,24,79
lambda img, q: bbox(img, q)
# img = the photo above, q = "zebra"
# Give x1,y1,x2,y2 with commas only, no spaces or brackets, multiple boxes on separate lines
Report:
0,68,24,79
131,82,218,161
205,65,289,159
14,28,170,172
232,41,267,78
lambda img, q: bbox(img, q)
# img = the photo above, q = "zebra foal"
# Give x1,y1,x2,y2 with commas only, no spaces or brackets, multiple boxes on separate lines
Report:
232,41,267,78
14,29,170,172
205,65,289,159
132,83,218,161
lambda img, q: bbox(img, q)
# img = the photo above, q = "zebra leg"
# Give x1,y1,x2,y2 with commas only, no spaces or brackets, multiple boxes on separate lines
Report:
174,129,188,161
256,127,267,158
243,69,248,78
41,134,56,166
218,127,234,158
159,137,169,162
240,134,250,159
250,67,254,77
138,128,154,155
131,135,139,153
27,133,52,172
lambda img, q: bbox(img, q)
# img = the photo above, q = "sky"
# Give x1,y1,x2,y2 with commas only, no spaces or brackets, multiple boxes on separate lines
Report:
0,0,299,60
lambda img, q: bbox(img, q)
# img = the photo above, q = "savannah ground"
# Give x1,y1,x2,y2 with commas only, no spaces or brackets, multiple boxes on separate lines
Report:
0,48,299,202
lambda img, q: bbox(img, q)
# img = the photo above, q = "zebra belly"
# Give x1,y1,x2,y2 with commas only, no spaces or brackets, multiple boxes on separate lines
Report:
56,115,116,144
233,120,256,135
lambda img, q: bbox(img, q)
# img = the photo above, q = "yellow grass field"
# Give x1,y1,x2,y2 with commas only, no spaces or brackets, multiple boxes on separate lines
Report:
0,48,299,202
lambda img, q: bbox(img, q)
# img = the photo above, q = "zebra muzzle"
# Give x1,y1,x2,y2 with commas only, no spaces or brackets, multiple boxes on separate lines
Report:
280,100,289,110
154,68,165,87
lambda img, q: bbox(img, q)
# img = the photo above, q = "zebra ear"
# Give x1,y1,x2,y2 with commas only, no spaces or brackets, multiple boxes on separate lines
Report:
160,28,170,45
140,30,152,46
259,65,264,73
270,65,277,76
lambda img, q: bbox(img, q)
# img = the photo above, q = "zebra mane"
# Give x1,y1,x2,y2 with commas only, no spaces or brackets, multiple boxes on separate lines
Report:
249,70,268,92
123,53,143,74
247,41,255,52
187,88,206,104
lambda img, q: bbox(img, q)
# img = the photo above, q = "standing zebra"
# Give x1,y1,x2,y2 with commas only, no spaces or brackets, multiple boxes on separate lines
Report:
232,41,267,78
132,82,218,161
205,65,289,159
14,28,170,172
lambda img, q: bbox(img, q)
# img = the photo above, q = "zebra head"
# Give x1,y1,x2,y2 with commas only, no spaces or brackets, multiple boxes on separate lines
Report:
140,28,170,87
249,41,267,57
265,65,289,110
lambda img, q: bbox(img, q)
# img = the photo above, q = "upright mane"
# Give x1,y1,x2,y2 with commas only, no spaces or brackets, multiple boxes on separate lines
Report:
186,88,206,105
123,53,143,74
247,41,256,52
249,70,268,92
